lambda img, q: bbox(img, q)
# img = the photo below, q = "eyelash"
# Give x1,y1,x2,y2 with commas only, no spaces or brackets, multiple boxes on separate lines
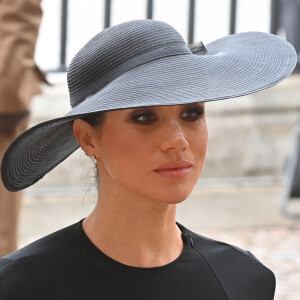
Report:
132,111,157,124
131,107,205,125
181,107,205,121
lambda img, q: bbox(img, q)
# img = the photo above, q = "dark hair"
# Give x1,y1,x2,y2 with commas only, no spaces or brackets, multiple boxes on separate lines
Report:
80,111,106,127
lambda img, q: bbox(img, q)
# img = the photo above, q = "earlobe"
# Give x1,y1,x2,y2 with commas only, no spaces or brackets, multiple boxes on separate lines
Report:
73,119,97,157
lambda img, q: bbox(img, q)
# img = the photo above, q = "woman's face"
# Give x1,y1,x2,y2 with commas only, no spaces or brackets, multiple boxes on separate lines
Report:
93,103,208,205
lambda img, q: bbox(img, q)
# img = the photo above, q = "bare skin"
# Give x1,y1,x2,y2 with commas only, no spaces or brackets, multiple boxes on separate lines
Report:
73,104,208,268
83,200,183,268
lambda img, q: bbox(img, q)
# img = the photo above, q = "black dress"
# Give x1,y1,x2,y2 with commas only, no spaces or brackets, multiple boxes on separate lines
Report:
0,220,275,300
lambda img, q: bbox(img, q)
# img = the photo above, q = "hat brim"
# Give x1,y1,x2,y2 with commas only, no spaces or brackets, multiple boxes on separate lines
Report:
1,31,297,191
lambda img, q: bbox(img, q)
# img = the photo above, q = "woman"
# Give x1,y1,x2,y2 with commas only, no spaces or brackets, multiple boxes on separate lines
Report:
0,20,297,299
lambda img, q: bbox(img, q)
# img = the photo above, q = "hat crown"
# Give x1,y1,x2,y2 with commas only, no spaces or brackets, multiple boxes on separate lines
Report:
67,20,187,108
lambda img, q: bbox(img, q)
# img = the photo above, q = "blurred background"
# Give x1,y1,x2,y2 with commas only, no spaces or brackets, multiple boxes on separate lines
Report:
1,0,300,299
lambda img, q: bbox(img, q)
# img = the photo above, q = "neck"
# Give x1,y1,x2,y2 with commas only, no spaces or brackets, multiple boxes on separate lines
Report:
83,188,183,268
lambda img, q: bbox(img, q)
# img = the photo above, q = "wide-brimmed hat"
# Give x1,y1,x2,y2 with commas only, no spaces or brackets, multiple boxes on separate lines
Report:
1,19,297,192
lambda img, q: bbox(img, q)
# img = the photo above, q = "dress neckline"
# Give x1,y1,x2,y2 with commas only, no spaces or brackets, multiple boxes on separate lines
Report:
79,219,194,271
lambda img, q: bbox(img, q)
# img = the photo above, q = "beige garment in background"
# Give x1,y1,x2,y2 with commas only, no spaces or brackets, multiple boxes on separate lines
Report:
0,0,43,257
0,122,28,256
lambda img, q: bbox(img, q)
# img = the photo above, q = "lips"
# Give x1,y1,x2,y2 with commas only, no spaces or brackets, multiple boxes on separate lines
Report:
154,160,193,178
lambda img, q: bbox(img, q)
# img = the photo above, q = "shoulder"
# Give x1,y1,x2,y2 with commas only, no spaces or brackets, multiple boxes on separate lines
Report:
178,223,276,300
0,220,84,299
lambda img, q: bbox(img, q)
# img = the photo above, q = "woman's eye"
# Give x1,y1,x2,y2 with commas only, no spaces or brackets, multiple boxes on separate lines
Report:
181,108,204,121
132,112,157,124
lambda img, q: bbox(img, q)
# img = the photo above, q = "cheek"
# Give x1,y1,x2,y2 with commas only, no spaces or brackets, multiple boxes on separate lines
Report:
192,123,208,164
99,130,149,175
199,128,208,153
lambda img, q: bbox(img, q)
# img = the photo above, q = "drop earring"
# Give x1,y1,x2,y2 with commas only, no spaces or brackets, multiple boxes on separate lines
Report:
92,155,97,164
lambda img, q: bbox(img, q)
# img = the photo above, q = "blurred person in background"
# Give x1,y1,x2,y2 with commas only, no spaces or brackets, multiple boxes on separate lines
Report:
0,0,44,257
279,0,300,71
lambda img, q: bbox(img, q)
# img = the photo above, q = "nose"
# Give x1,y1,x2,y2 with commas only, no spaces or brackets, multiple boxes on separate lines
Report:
160,122,189,152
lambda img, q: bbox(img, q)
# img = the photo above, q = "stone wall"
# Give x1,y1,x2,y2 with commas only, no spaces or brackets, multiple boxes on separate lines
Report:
203,74,300,178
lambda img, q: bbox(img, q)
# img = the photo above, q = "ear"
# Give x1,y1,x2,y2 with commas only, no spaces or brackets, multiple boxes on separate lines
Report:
73,119,98,157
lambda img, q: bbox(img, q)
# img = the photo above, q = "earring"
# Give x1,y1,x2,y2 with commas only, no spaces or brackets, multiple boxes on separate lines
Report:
92,155,97,164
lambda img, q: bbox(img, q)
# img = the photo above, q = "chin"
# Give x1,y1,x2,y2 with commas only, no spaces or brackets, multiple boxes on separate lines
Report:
166,196,189,205
149,187,194,205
